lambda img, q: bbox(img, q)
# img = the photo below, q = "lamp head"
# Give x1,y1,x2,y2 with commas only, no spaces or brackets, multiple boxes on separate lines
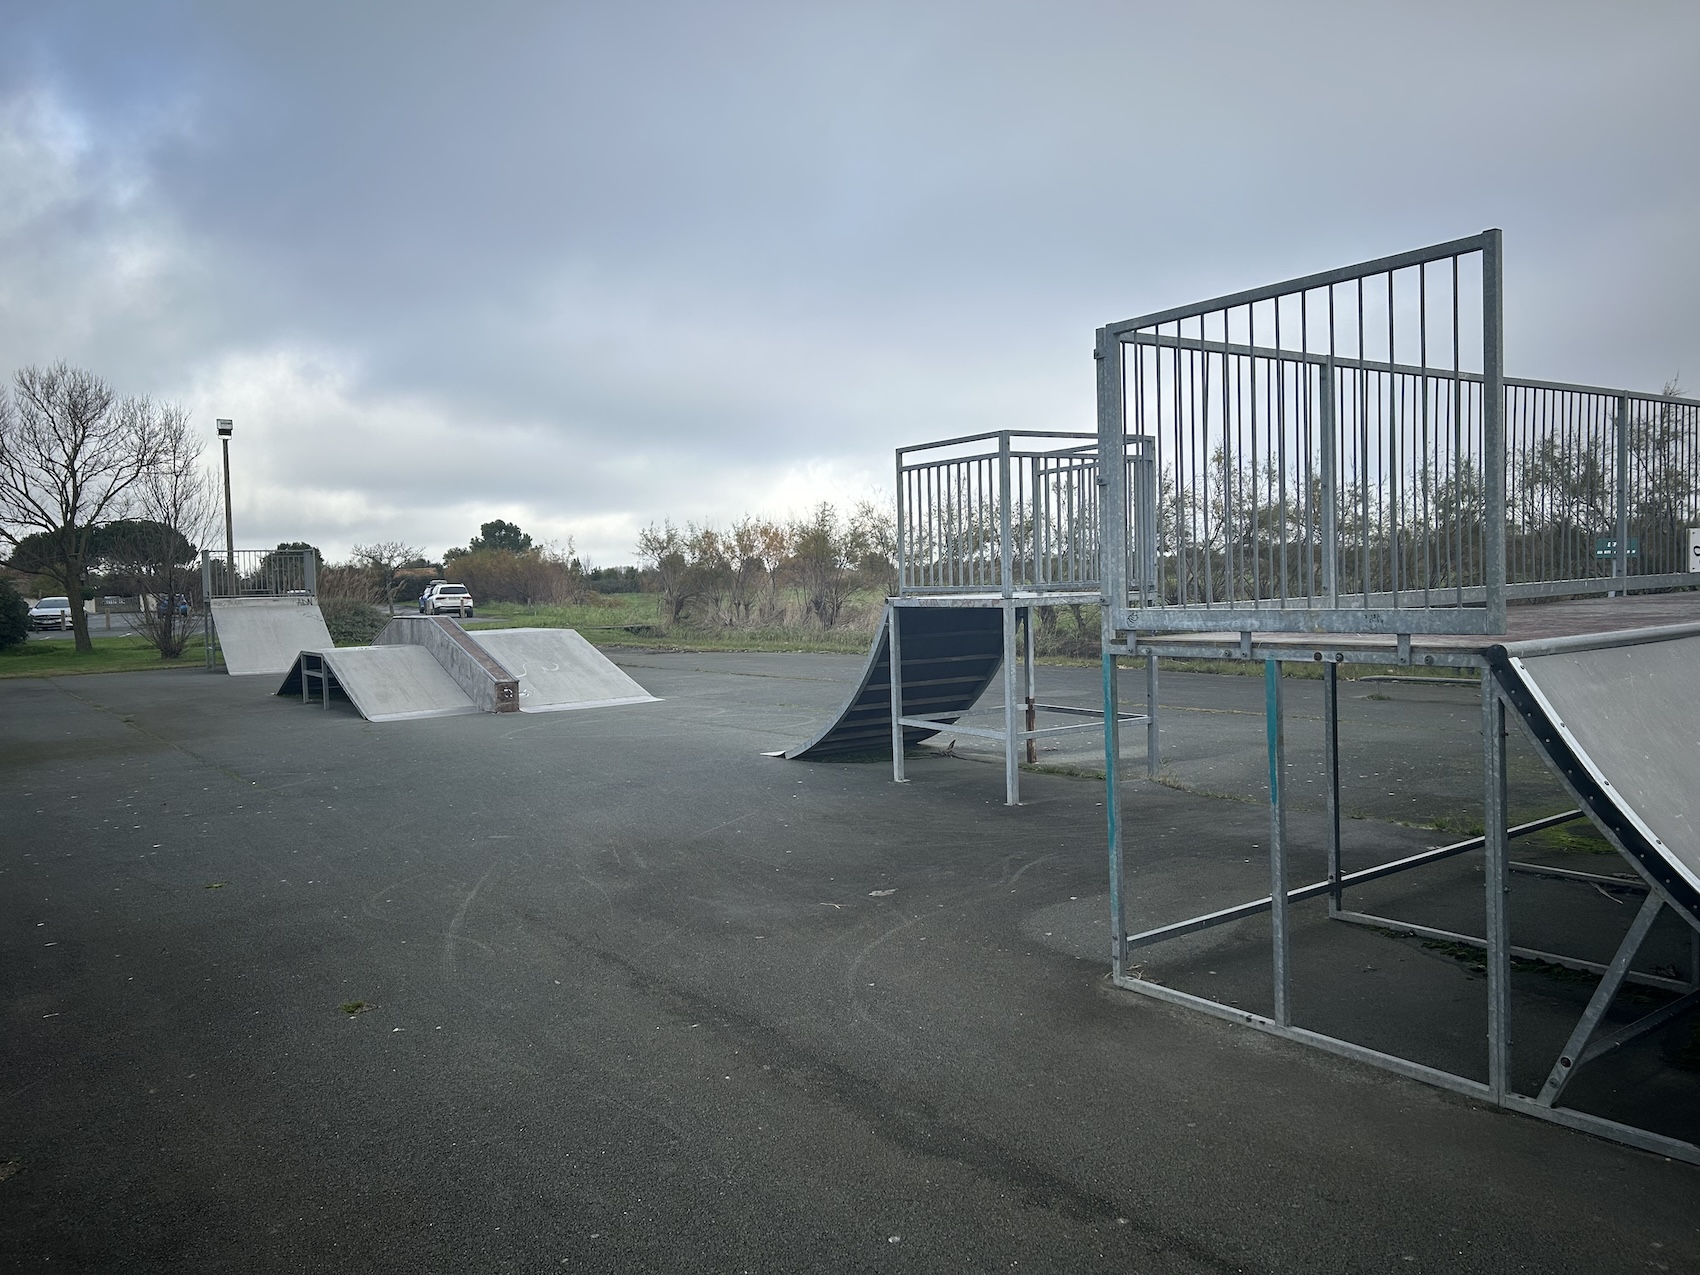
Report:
216,419,234,438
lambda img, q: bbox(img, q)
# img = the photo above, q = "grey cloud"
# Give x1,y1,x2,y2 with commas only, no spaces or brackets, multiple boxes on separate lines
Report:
1,0,1696,561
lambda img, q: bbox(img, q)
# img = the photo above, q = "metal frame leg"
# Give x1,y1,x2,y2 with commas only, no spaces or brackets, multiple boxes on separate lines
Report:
888,605,907,784
1023,608,1037,765
1145,652,1160,778
1324,662,1343,915
1002,603,1020,806
1483,676,1512,1101
1104,648,1125,979
1266,660,1291,1027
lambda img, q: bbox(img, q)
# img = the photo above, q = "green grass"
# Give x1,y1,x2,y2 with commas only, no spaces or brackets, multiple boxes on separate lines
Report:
474,595,879,655
0,633,213,679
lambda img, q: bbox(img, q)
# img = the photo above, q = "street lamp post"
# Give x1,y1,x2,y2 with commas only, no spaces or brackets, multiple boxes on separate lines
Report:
217,419,234,596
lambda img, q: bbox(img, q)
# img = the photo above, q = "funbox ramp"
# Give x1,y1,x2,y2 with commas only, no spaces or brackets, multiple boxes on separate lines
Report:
276,645,481,721
275,621,656,722
211,597,334,676
1490,625,1700,917
784,604,1005,760
468,627,658,713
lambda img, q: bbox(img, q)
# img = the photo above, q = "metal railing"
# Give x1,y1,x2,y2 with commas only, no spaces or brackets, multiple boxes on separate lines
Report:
1505,381,1699,594
200,548,318,599
1098,231,1505,634
896,430,1155,598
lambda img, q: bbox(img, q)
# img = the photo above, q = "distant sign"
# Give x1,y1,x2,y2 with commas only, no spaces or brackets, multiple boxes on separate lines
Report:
1594,536,1640,559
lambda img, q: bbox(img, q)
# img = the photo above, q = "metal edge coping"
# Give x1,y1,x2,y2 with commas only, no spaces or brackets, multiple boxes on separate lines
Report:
1491,621,1700,660
1487,647,1700,907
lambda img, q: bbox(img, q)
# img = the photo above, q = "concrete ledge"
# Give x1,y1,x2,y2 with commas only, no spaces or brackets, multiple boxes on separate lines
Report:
374,615,519,712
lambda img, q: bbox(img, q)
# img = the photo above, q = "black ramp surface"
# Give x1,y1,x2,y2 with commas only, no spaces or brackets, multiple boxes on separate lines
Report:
1491,625,1700,916
785,605,1004,759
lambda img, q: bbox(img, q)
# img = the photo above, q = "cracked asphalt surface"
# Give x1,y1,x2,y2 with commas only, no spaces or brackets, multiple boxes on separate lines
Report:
2,652,1696,1272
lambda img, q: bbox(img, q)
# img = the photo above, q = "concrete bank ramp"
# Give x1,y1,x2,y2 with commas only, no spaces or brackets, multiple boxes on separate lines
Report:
784,604,1004,760
276,646,480,721
1491,625,1700,916
469,628,658,713
212,597,334,676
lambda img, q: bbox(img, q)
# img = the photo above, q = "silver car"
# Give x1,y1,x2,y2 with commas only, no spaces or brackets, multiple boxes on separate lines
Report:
28,596,76,630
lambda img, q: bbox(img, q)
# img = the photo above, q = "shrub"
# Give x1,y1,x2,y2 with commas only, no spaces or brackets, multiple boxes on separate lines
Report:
319,597,388,646
0,577,28,650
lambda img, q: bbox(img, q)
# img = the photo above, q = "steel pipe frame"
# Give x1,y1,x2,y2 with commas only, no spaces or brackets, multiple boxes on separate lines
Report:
1104,642,1700,1164
888,596,1152,807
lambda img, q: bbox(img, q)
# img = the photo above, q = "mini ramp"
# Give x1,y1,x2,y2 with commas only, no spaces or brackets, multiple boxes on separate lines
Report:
1491,625,1700,917
470,628,657,712
277,646,480,721
212,597,334,676
786,605,1004,759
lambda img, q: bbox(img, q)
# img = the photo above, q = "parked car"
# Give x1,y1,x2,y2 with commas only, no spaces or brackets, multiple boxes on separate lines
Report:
28,597,76,631
420,582,475,617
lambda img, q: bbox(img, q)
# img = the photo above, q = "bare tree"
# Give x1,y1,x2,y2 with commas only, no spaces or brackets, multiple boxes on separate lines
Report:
0,364,164,652
351,540,424,614
121,406,215,658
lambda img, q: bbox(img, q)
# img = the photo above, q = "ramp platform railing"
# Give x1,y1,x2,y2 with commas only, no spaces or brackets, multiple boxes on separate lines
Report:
1097,230,1508,636
896,430,1156,599
200,548,319,599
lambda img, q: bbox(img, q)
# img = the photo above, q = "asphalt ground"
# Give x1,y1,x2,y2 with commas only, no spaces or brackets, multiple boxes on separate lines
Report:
2,651,1697,1273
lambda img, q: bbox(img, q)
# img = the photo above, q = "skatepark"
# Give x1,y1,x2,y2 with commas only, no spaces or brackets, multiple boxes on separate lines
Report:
5,232,1700,1269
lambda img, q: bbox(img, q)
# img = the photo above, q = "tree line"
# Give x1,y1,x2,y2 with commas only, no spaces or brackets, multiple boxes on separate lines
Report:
636,501,895,631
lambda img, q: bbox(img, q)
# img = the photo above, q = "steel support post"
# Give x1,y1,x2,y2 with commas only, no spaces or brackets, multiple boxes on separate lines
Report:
1613,395,1629,592
1320,362,1338,607
1266,660,1292,1026
1097,325,1129,977
1002,603,1020,805
1145,653,1160,778
888,605,907,784
1023,609,1037,765
1104,649,1125,979
1536,891,1664,1108
1481,229,1507,633
1483,676,1512,1100
1324,662,1343,914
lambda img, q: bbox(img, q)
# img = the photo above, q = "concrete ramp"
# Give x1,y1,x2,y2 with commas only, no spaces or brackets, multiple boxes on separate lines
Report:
212,597,334,676
1492,625,1700,916
785,605,1005,759
468,628,657,713
277,646,480,721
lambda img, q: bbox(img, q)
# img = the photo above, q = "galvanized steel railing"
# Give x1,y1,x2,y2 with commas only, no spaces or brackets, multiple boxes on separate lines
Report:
1098,233,1507,635
896,431,1155,598
1097,231,1700,635
200,547,318,599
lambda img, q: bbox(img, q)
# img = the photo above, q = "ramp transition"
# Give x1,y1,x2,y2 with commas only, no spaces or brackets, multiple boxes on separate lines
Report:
278,646,481,721
275,622,656,723
785,605,1004,760
1490,625,1700,917
212,597,334,676
471,628,657,712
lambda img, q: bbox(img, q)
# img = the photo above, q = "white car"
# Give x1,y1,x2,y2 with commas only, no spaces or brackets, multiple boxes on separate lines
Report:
28,596,76,630
420,583,475,617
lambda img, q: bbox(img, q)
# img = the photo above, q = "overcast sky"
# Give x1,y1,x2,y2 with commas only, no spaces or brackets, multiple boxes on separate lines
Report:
3,1,1696,565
